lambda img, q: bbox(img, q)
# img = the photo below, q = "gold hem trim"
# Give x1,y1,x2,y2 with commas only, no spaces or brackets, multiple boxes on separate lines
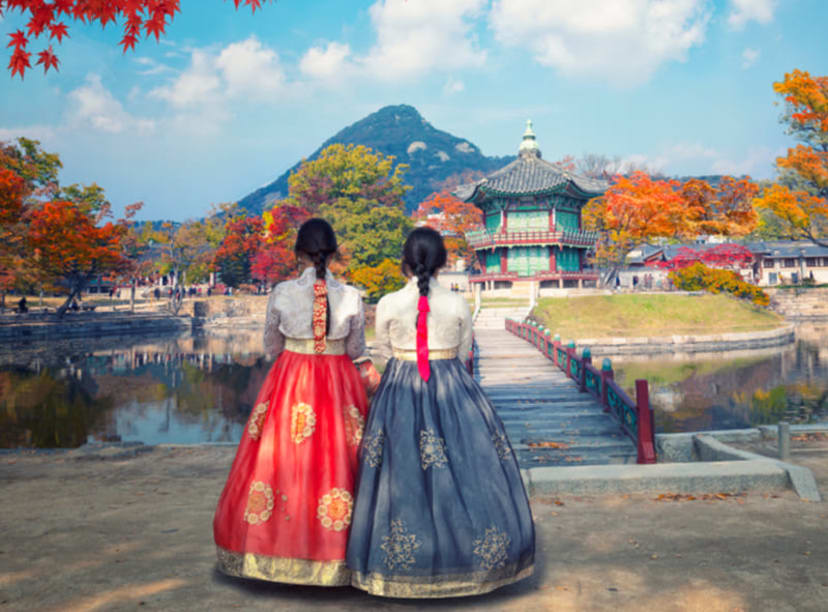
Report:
350,563,534,598
216,547,351,586
392,348,458,361
284,337,346,356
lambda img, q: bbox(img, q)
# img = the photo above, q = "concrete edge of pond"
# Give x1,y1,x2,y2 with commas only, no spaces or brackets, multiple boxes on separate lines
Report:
525,424,826,501
570,323,796,355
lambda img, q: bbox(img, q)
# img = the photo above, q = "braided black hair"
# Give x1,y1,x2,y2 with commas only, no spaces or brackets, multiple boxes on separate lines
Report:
402,227,448,298
295,218,337,333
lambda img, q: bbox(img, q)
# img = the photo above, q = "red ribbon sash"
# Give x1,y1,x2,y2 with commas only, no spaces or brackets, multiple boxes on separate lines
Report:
416,295,430,381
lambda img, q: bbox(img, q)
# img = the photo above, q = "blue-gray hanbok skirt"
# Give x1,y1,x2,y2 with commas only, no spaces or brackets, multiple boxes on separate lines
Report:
346,357,535,598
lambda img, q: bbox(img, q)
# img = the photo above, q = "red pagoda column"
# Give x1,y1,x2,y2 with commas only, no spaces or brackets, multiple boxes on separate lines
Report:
500,248,507,273
549,246,557,272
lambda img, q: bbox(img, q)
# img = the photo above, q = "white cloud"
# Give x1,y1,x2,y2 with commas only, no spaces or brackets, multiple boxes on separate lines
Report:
299,42,354,84
443,77,465,95
728,0,776,30
301,0,487,86
67,74,155,133
216,37,285,98
0,125,56,143
150,37,286,111
741,47,760,69
150,50,221,108
489,0,711,86
360,0,487,80
711,146,773,176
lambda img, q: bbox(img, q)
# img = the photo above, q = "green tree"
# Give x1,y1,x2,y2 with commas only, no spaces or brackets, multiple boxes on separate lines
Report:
281,143,412,274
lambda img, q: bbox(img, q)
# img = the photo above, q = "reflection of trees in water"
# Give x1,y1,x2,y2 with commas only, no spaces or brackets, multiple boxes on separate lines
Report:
646,340,827,433
0,367,114,448
0,332,271,449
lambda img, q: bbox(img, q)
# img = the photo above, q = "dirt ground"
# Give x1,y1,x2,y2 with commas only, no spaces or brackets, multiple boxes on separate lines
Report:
0,437,826,612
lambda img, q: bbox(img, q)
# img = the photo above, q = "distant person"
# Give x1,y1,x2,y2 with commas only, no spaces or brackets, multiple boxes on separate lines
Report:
17,296,28,313
207,287,212,297
154,287,161,300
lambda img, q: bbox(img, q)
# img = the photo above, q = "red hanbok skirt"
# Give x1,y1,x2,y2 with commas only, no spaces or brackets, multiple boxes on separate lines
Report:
213,346,368,586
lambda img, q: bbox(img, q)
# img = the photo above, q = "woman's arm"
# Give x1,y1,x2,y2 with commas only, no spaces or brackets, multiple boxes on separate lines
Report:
372,296,393,362
262,287,285,359
345,294,367,359
457,296,473,361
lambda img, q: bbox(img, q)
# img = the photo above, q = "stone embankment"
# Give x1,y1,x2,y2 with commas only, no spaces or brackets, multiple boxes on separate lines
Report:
0,311,191,343
768,287,828,320
571,324,796,356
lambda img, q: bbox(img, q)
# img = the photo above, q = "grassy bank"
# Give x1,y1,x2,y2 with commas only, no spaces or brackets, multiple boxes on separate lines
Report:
533,294,785,340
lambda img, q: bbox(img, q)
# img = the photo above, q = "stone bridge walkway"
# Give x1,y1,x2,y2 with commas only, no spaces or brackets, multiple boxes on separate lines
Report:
474,308,637,467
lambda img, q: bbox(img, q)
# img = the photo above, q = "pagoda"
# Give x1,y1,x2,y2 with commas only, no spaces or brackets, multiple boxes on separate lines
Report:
462,120,606,294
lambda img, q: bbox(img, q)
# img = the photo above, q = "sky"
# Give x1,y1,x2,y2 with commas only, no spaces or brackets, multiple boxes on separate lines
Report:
1,0,827,221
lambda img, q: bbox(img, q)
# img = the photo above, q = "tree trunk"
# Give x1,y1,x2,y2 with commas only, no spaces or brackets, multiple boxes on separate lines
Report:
130,279,136,313
56,288,79,318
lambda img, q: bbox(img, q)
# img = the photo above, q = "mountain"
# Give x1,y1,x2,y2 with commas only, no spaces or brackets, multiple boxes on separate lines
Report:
237,104,515,215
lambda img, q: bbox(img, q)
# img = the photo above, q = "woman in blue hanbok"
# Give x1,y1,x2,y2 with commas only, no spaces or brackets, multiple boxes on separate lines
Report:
346,227,534,598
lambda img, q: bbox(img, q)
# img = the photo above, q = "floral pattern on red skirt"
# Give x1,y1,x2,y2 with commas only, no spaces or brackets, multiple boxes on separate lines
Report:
213,349,368,585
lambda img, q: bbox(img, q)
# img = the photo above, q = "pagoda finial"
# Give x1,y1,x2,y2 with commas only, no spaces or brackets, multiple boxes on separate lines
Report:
519,119,541,158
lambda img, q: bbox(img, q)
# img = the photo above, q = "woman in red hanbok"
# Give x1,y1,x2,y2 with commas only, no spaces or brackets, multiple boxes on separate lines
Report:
213,218,368,586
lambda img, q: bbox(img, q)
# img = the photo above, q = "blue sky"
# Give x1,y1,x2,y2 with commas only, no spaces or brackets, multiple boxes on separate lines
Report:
2,0,826,221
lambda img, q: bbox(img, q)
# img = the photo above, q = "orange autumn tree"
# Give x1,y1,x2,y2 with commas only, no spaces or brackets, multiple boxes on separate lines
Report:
583,172,686,285
28,199,137,315
0,137,64,306
3,0,271,77
413,190,483,269
583,172,758,285
0,166,27,308
754,70,828,247
256,204,311,285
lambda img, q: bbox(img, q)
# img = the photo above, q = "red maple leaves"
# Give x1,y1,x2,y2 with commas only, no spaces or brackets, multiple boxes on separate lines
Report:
3,0,271,78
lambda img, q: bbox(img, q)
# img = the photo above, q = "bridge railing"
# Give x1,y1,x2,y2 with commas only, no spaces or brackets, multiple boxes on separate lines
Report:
504,318,656,464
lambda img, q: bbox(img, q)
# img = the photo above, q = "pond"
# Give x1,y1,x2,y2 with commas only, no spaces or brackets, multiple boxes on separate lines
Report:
0,331,271,449
1,324,826,448
611,323,828,433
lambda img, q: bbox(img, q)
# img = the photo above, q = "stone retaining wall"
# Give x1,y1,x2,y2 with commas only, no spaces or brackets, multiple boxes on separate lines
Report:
574,324,795,355
0,312,192,342
767,287,828,320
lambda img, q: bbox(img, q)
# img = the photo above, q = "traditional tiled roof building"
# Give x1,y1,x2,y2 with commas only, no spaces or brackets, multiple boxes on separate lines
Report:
461,121,607,293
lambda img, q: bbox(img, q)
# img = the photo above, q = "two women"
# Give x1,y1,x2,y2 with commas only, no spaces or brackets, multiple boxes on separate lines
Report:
214,220,534,597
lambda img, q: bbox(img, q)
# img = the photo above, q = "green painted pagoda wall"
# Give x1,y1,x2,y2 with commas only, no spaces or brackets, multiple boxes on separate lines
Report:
507,246,548,276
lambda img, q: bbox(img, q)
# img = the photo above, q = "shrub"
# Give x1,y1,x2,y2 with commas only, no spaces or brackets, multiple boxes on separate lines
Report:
669,262,769,306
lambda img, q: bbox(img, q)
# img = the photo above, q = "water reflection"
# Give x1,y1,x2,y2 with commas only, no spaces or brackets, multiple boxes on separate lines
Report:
3,325,826,448
0,331,271,449
611,323,828,433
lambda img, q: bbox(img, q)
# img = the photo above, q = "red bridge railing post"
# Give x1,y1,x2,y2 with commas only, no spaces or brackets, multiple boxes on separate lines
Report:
635,379,656,464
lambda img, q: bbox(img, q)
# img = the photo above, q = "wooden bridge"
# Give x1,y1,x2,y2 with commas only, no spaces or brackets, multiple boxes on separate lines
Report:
473,305,655,468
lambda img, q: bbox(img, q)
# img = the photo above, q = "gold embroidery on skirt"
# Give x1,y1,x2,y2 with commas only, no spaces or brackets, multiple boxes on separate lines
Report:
344,405,364,447
316,488,353,531
380,519,421,570
419,429,448,470
362,430,384,468
491,430,512,461
216,547,351,586
350,562,534,598
243,481,274,525
290,402,316,444
473,526,510,570
247,402,268,440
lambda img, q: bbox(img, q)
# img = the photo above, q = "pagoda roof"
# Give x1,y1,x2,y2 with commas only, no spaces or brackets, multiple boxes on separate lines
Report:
461,153,608,202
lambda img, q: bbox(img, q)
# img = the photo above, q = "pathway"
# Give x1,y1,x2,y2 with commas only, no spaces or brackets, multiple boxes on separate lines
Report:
474,305,637,467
